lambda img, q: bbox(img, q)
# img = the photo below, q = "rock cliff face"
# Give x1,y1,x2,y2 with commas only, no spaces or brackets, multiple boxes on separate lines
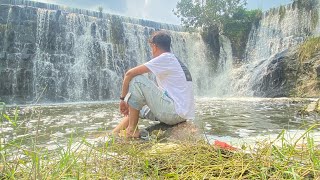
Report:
249,44,320,98
251,49,299,97
0,0,218,104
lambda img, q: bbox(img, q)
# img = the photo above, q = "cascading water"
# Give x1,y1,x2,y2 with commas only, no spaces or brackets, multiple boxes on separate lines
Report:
3,0,319,103
210,35,233,96
170,31,217,96
0,0,216,104
231,2,320,97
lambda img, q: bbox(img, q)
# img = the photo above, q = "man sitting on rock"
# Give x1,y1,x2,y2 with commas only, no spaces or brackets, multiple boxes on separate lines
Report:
112,30,195,138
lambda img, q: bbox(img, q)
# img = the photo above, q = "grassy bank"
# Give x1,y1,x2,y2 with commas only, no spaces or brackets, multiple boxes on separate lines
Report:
1,103,320,179
1,127,320,179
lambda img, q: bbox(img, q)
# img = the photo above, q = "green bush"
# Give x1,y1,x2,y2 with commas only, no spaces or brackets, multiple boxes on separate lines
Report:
223,8,262,58
298,36,320,63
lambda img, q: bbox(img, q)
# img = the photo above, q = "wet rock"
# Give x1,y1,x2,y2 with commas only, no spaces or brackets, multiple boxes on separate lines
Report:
254,48,299,97
306,102,317,112
143,121,203,143
256,46,320,98
298,99,320,116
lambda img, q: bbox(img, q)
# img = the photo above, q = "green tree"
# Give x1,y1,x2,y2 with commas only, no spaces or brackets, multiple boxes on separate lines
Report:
223,8,262,58
98,6,104,13
98,6,104,18
174,0,262,59
173,0,247,31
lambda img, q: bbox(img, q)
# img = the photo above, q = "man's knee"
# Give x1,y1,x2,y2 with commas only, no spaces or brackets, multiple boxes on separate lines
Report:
131,75,148,83
129,75,149,88
126,75,149,109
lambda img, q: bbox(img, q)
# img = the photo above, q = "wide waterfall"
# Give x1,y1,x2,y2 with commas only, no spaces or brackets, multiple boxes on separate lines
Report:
0,0,216,104
3,0,319,103
230,1,320,97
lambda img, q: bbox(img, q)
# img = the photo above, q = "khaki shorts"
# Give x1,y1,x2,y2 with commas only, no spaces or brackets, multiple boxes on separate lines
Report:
124,75,186,125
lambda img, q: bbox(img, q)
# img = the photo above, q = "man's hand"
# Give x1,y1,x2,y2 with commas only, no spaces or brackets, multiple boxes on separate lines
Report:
119,100,129,116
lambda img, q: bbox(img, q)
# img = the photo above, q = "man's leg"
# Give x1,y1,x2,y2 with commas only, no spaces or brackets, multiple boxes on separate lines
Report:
124,106,140,138
113,106,140,138
112,105,154,136
113,75,178,137
112,106,152,135
112,116,129,135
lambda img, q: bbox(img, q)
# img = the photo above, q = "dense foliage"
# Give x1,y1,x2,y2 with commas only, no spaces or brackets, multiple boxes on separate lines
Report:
173,0,247,30
173,0,262,59
223,8,262,58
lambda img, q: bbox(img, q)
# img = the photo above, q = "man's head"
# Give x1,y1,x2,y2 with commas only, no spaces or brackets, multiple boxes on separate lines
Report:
149,31,171,53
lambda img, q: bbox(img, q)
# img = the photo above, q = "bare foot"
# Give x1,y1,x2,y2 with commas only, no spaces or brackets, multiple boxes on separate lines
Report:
119,128,140,138
111,129,120,136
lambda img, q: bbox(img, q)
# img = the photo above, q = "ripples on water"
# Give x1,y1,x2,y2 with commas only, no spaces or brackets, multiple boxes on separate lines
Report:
1,98,319,149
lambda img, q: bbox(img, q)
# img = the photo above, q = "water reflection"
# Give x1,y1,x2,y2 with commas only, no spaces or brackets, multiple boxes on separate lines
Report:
1,98,319,149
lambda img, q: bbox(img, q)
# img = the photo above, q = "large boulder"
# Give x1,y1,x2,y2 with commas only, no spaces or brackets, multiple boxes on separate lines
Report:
141,121,203,143
255,46,320,98
253,48,299,97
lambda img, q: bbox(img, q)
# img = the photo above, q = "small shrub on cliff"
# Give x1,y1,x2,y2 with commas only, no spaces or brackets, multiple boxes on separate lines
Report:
298,36,320,63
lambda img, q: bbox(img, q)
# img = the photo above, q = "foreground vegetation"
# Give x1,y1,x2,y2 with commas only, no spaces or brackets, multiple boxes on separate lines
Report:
1,125,320,178
1,133,320,179
1,102,320,179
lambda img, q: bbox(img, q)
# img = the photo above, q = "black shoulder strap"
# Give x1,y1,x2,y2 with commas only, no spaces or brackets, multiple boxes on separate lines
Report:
175,56,192,82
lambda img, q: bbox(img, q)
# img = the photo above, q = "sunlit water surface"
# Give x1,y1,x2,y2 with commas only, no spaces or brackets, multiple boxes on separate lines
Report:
1,98,320,150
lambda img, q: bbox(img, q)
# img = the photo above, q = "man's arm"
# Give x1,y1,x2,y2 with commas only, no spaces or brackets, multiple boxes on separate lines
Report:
120,64,150,99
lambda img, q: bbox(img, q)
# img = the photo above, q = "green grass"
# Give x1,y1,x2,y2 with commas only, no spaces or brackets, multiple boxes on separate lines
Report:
1,128,320,178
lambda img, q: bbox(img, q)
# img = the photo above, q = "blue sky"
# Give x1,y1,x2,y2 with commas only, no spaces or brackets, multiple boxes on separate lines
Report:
35,0,292,25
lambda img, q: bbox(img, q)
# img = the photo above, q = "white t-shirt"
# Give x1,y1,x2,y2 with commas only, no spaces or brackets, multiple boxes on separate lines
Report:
144,52,195,120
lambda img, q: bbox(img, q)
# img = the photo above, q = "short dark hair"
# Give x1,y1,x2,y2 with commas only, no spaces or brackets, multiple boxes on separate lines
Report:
149,31,171,52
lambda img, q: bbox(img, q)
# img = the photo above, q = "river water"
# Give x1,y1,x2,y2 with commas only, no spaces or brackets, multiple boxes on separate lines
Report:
1,98,319,150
